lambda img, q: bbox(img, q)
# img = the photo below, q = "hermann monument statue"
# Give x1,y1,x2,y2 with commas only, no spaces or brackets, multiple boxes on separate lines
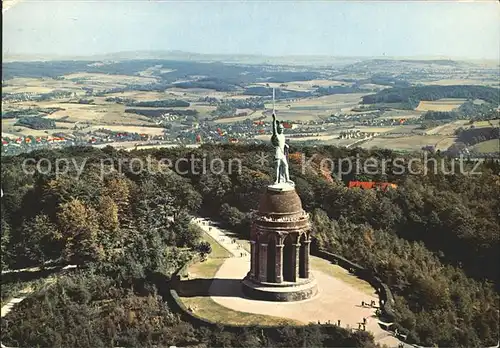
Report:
271,112,294,187
241,96,317,301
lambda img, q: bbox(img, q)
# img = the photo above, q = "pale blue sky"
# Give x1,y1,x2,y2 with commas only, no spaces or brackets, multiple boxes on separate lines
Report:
3,0,500,59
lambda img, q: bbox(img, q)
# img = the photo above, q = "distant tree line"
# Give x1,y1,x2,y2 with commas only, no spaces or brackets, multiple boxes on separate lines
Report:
422,101,499,121
362,85,499,105
173,77,240,92
14,116,56,130
125,108,198,118
127,99,190,108
455,126,500,146
2,109,45,119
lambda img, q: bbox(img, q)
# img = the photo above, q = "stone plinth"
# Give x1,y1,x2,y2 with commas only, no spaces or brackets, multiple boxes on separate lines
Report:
242,185,317,302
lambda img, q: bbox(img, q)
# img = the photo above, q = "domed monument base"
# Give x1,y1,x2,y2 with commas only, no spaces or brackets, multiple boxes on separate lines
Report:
242,275,318,302
242,184,318,302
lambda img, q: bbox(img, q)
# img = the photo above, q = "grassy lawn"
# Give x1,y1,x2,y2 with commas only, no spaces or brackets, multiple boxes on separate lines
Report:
187,232,232,278
179,229,300,326
310,256,377,297
182,295,300,326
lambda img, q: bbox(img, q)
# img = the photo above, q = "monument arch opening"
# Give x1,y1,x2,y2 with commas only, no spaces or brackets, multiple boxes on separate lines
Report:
267,234,277,282
283,234,294,282
299,233,308,278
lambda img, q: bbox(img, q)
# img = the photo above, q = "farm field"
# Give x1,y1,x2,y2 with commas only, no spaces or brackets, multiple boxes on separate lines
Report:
104,91,172,101
3,61,498,157
425,120,469,135
2,77,80,93
63,72,158,85
420,78,500,87
253,79,351,92
351,126,396,133
321,138,366,147
384,125,423,135
3,73,159,96
1,132,18,138
472,139,499,154
86,125,165,135
378,109,423,120
265,109,328,122
1,119,71,137
214,110,261,124
2,85,58,94
262,93,367,121
43,103,153,125
434,137,457,151
165,87,236,99
266,93,365,109
361,135,456,151
416,98,467,112
255,133,338,142
472,119,500,128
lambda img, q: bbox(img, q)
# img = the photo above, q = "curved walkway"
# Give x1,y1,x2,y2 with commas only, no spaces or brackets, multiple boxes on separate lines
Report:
191,217,407,348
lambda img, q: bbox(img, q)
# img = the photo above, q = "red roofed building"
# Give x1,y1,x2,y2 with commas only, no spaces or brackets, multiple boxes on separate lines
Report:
348,181,397,191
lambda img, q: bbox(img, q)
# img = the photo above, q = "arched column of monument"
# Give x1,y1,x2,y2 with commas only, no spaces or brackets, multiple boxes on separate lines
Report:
299,234,311,279
258,243,268,283
303,238,311,279
275,240,284,283
267,236,277,282
249,240,256,278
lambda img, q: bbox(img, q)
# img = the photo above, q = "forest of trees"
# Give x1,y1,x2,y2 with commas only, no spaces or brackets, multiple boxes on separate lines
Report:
14,116,57,130
362,85,499,106
210,98,265,118
455,126,500,146
1,144,499,347
0,145,374,348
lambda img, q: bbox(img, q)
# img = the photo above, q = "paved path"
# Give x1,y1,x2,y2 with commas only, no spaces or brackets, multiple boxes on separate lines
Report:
191,217,408,348
192,217,248,258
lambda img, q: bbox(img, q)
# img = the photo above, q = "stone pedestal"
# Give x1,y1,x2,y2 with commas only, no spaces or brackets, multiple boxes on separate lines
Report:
242,184,317,302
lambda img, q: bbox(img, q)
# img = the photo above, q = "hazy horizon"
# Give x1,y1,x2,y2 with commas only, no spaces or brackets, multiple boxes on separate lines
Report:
3,0,500,60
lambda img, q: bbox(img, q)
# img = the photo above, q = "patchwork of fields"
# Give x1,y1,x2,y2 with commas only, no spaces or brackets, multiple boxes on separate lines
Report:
361,135,456,151
2,68,497,156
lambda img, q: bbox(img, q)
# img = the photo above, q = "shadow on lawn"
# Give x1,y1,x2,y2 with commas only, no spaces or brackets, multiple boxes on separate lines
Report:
178,277,244,298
